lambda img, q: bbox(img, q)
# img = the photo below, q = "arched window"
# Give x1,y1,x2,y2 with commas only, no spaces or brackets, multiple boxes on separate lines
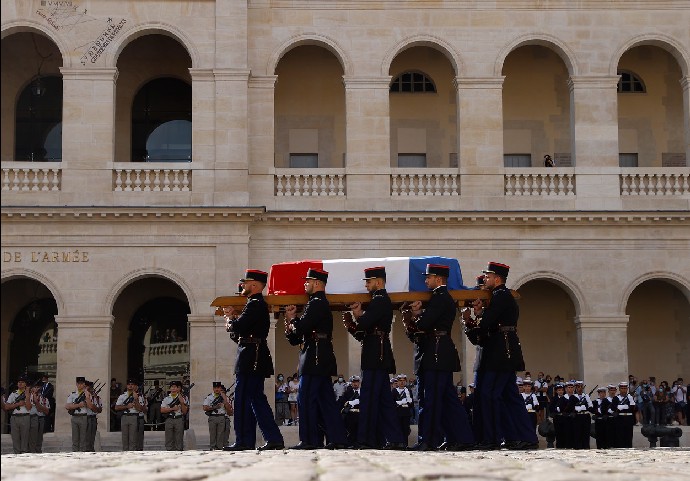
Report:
15,76,63,161
131,78,192,162
617,70,646,93
390,71,437,93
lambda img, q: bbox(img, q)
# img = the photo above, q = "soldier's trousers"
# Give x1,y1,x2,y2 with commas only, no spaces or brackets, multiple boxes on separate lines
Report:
165,416,185,450
297,374,347,446
120,413,139,450
594,416,610,449
358,369,404,446
613,414,634,448
574,414,591,449
223,417,231,446
418,370,474,447
86,415,97,451
71,414,89,451
207,414,226,449
234,373,284,447
10,414,30,453
29,415,45,453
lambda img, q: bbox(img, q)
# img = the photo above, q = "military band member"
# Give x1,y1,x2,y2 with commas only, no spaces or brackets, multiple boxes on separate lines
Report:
591,386,610,449
285,268,348,450
28,380,50,453
393,374,413,447
466,262,538,450
203,381,233,450
4,375,31,454
341,375,362,446
611,381,635,448
521,379,539,429
408,264,474,451
65,376,91,452
224,269,285,451
84,380,103,452
345,266,405,449
115,378,146,451
573,381,593,449
161,380,188,451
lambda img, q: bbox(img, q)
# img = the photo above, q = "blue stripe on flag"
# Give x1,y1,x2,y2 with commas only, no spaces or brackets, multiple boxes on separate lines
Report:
409,256,466,291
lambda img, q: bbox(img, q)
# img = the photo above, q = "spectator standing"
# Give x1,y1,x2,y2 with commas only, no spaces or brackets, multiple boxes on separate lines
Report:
333,375,347,403
275,374,290,425
636,380,654,426
287,375,299,425
653,381,669,425
671,378,687,425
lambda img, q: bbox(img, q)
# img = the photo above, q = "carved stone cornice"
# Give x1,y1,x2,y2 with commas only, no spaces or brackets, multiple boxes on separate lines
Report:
1,207,265,222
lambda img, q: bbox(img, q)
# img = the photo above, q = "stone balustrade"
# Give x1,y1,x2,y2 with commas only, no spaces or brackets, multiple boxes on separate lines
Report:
390,169,461,196
113,164,192,192
505,168,576,196
274,169,346,196
620,169,690,196
145,341,189,367
1,163,62,191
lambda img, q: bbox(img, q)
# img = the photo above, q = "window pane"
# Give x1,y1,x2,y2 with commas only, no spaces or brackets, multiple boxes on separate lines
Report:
619,153,638,167
397,154,427,168
289,154,318,168
504,154,531,167
15,76,63,161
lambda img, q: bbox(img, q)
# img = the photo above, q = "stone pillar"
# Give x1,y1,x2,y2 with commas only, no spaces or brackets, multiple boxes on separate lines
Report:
461,335,478,386
348,334,361,377
59,68,118,195
189,69,215,200
247,75,278,200
54,315,113,435
456,77,506,200
575,315,629,388
568,76,622,206
188,313,217,435
343,76,392,205
680,76,690,164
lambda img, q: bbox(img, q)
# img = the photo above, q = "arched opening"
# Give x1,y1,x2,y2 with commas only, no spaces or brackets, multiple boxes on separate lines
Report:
110,277,190,431
502,45,572,167
274,45,346,168
626,279,690,382
113,34,192,162
516,279,579,380
1,31,63,162
1,277,58,433
617,45,686,167
389,46,457,168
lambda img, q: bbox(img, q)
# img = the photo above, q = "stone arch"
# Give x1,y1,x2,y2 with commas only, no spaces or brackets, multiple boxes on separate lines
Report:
382,34,462,77
512,270,586,317
619,271,690,315
106,22,199,69
268,33,352,76
104,267,197,317
0,267,66,315
1,20,70,68
494,33,579,77
610,33,689,77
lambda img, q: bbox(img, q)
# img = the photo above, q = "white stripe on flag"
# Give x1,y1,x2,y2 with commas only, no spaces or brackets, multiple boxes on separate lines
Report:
322,257,410,294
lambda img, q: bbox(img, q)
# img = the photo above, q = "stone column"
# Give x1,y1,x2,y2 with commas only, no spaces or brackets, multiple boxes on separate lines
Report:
348,334,361,377
247,75,278,200
461,335,478,386
59,68,118,197
188,313,217,435
54,315,113,435
189,69,215,200
568,76,622,206
681,76,690,164
455,77,506,201
575,315,629,388
343,76,392,205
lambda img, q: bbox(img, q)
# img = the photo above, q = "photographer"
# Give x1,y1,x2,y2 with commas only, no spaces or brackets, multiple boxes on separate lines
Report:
653,381,670,425
635,380,654,425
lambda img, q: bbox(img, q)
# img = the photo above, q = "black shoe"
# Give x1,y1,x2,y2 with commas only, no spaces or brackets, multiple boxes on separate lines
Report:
257,441,285,451
437,441,454,451
223,443,253,451
289,442,317,450
383,442,406,450
473,442,500,451
505,440,539,451
409,442,431,451
355,442,376,450
449,443,476,452
324,442,348,450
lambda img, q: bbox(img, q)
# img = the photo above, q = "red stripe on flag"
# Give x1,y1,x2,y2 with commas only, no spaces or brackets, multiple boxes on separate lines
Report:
268,260,323,295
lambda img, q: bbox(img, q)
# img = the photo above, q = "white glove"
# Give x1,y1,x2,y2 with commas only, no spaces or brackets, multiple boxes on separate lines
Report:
617,404,628,410
348,399,359,407
525,405,533,411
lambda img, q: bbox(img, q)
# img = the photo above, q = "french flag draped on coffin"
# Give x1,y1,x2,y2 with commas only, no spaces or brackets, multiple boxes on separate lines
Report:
267,256,466,295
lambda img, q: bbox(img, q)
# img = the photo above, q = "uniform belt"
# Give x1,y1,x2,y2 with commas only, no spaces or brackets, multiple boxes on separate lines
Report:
431,330,448,336
13,412,30,416
87,415,97,417
499,326,516,332
169,414,183,418
29,414,38,417
311,332,331,340
208,414,225,417
366,329,389,337
618,413,633,416
71,413,87,416
239,337,263,344
122,413,139,416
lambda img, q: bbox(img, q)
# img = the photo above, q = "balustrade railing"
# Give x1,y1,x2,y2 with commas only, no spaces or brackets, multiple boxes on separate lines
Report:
620,169,690,195
1,164,62,191
390,170,460,196
113,165,192,192
505,169,576,196
275,169,346,196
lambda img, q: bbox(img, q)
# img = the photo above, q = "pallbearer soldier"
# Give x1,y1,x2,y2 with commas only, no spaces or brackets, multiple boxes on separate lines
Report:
224,269,285,451
4,375,31,454
573,381,593,449
285,268,348,449
28,380,50,453
114,378,146,451
161,380,188,450
591,387,610,449
203,381,233,450
393,374,413,447
341,375,362,446
466,262,538,450
611,381,635,448
407,264,474,451
85,380,103,452
65,376,90,452
345,266,406,449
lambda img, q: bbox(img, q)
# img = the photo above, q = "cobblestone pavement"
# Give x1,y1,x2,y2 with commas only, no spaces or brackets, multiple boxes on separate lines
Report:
1,448,688,481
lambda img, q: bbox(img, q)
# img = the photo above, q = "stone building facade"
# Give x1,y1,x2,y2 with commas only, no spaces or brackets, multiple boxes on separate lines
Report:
1,0,689,442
